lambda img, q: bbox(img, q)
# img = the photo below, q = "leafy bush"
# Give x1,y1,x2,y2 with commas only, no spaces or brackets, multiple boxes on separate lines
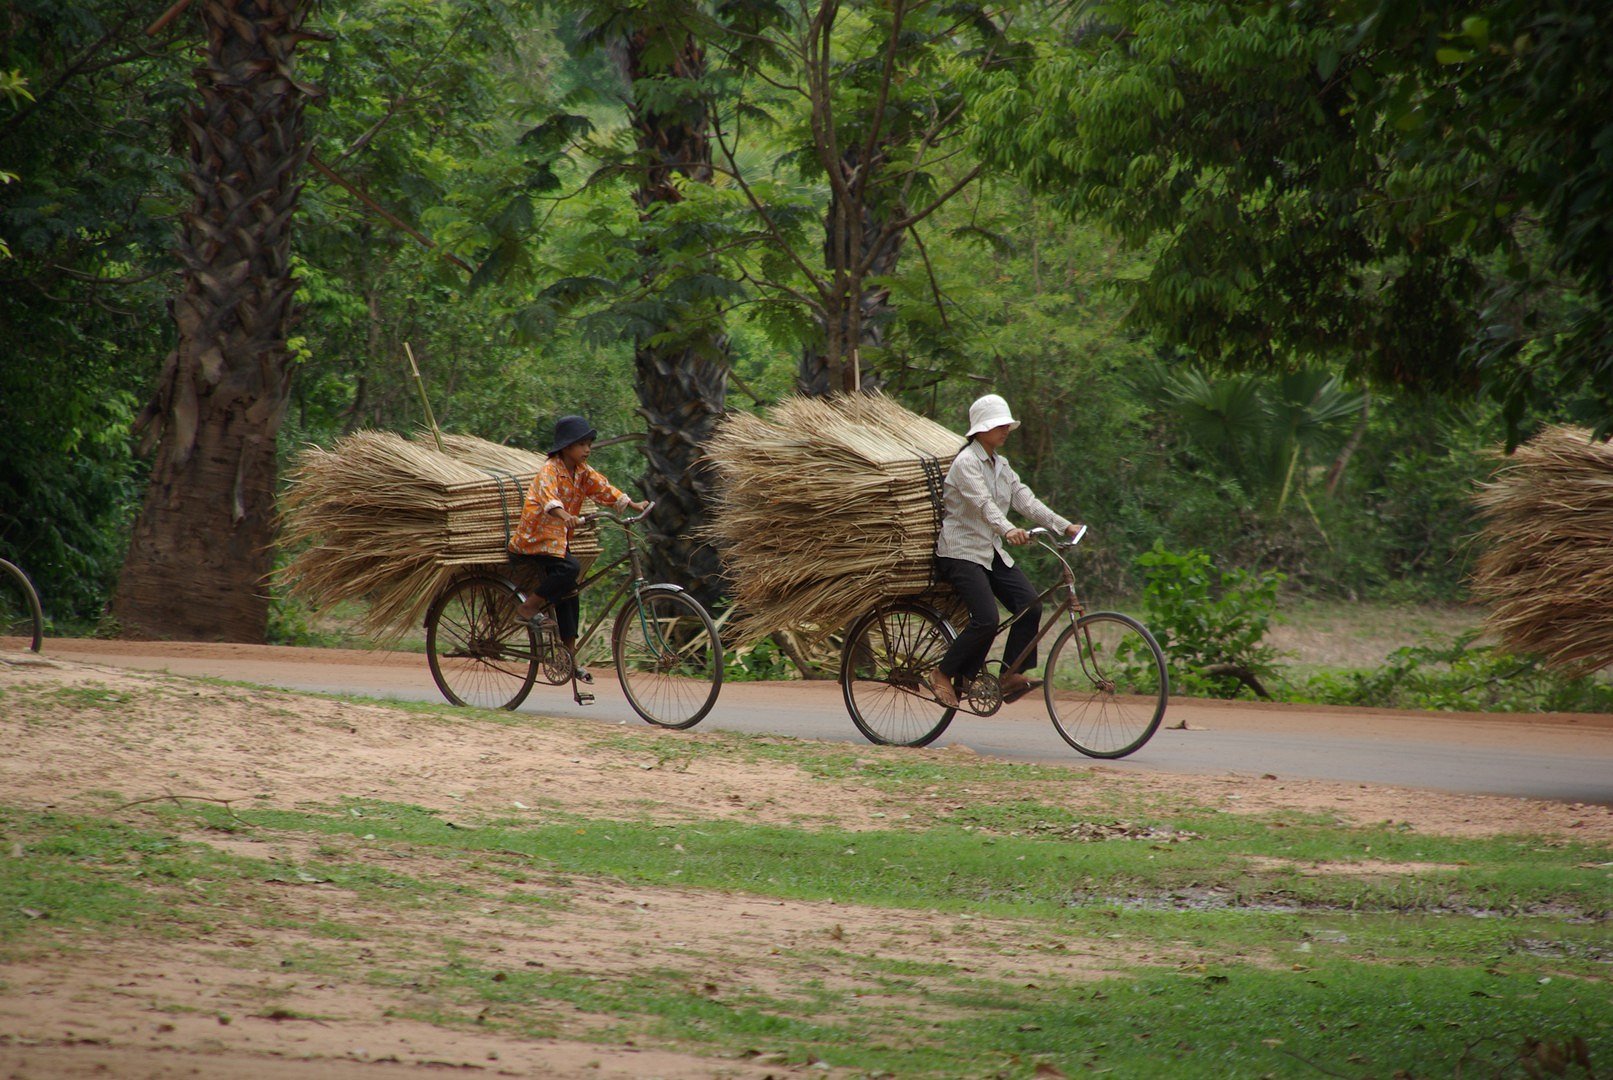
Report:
722,636,795,682
1294,630,1613,713
1134,542,1285,698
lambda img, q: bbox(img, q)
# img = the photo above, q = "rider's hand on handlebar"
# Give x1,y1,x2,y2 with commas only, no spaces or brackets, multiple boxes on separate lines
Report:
1005,527,1031,546
1065,522,1086,538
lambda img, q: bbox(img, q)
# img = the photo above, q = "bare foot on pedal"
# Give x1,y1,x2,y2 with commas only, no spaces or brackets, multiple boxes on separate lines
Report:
928,668,959,708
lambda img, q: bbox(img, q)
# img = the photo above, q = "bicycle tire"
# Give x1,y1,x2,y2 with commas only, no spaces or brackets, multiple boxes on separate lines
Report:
840,601,957,747
613,585,723,729
0,558,43,653
1044,610,1168,759
425,574,538,710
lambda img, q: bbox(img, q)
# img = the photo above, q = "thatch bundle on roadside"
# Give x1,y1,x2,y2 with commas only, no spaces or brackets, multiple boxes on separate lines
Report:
279,431,600,640
1471,425,1613,676
705,393,965,645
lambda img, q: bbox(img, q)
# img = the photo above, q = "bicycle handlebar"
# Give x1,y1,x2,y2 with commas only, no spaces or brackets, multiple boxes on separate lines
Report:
581,499,656,527
1027,523,1088,548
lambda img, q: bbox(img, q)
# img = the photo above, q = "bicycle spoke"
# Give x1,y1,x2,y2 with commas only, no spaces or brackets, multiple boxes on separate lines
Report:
426,576,537,710
614,590,721,729
1045,612,1167,758
841,604,955,747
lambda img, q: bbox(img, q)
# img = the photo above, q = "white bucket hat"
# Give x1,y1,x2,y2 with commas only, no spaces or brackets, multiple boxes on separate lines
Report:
965,394,1020,438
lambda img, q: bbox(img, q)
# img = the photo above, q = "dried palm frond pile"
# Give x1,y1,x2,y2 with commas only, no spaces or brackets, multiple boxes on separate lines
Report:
279,431,600,640
1471,425,1613,676
705,392,965,646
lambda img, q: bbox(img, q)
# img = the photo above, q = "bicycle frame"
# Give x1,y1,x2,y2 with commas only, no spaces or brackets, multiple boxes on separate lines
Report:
987,526,1089,680
526,507,665,662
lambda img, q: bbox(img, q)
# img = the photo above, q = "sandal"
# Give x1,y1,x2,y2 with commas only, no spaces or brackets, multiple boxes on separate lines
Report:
999,675,1043,704
573,667,594,685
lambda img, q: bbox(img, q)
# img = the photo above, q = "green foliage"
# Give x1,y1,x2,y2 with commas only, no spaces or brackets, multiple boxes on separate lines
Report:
721,635,793,682
1301,397,1497,600
1134,542,1285,698
1140,364,1365,514
965,0,1613,441
1,0,1590,636
0,2,189,621
1356,0,1613,439
1296,630,1613,714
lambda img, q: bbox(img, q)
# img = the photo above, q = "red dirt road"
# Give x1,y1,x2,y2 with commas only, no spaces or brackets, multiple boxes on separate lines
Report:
33,637,1613,807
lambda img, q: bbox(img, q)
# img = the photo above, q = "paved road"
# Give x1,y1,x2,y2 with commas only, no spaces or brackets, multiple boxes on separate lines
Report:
41,639,1613,806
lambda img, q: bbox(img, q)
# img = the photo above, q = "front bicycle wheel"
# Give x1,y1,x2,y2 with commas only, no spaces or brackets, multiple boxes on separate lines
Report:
0,558,44,653
425,574,538,710
613,585,722,729
840,602,957,748
1044,611,1168,759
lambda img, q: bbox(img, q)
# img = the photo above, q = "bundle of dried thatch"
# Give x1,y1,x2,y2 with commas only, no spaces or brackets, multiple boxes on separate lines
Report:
279,431,600,640
1472,425,1613,676
705,393,965,645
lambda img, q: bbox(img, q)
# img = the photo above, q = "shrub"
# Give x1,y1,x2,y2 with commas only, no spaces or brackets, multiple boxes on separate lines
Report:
723,636,795,682
1295,630,1613,713
1134,542,1285,698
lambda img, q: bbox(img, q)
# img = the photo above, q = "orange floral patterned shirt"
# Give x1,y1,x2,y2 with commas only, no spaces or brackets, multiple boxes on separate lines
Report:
508,457,629,557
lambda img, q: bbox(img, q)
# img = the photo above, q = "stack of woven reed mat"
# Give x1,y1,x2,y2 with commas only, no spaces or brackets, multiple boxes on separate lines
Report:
704,393,965,647
279,432,601,641
1473,425,1613,676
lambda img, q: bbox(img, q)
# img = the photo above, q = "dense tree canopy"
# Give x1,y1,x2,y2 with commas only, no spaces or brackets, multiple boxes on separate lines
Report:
1,0,1605,638
965,0,1613,441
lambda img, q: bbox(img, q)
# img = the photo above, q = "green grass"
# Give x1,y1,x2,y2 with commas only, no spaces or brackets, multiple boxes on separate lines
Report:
5,793,1608,1076
3,690,1609,1078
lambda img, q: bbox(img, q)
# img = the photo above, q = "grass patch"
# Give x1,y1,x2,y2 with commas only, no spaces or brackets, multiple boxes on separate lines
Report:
153,796,1613,926
6,791,1609,1077
5,668,1610,1078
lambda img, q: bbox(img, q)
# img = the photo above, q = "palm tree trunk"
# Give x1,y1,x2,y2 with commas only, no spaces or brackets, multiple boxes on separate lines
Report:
113,0,317,641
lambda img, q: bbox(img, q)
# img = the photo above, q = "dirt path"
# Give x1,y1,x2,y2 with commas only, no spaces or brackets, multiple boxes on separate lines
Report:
31,637,1613,804
3,644,1612,1078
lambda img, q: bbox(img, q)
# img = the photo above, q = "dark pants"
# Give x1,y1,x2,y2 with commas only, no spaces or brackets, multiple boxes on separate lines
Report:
935,553,1042,682
508,552,581,640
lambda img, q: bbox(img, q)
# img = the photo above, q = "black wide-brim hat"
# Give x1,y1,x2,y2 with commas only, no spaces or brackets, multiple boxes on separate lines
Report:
549,414,599,455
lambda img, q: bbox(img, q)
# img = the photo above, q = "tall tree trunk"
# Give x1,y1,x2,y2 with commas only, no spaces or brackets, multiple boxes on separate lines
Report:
624,32,729,609
113,0,317,641
797,152,902,396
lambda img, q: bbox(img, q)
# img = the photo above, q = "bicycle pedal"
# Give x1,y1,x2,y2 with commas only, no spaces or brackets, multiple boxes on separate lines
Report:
573,691,595,706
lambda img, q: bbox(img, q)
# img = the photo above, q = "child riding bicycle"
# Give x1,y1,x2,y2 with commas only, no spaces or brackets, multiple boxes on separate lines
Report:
509,414,649,681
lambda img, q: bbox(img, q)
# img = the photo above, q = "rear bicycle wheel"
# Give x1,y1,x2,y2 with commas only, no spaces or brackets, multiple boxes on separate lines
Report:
840,602,957,747
425,574,537,710
1044,611,1168,758
0,558,43,653
613,585,722,729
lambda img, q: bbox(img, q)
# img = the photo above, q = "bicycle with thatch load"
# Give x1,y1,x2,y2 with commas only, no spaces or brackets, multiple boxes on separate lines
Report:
281,431,722,728
705,393,1169,758
1,556,44,654
839,525,1170,758
424,500,724,726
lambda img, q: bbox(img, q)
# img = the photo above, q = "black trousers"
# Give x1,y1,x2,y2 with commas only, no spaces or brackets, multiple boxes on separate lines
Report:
935,553,1042,682
508,551,581,639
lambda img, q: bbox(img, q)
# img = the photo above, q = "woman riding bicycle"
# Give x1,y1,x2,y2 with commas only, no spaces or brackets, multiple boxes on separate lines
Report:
929,394,1085,709
510,414,649,680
